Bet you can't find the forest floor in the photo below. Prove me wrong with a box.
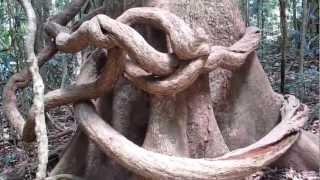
[0,52,319,179]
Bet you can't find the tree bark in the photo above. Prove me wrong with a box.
[275,130,320,171]
[20,0,48,178]
[32,0,51,53]
[257,0,261,28]
[292,0,297,31]
[298,0,308,98]
[279,0,288,93]
[5,0,320,179]
[245,0,250,26]
[213,52,283,149]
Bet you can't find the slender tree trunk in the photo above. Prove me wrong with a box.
[279,0,288,93]
[60,58,68,88]
[32,0,51,53]
[261,0,265,61]
[299,0,308,98]
[292,0,297,31]
[51,0,56,14]
[245,0,250,26]
[257,0,264,60]
[257,0,261,28]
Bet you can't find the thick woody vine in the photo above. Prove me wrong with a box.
[3,1,311,179]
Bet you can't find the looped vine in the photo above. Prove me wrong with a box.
[2,4,313,179]
[45,7,261,100]
[20,7,262,141]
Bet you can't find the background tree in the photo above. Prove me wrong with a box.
[298,0,308,98]
[279,0,288,93]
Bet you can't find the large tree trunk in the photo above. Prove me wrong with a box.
[213,52,282,149]
[49,1,317,178]
[50,1,238,179]
[5,0,319,179]
[141,0,237,159]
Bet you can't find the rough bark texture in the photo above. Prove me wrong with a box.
[20,0,48,179]
[275,130,320,171]
[139,0,233,162]
[74,92,309,180]
[279,0,288,93]
[50,130,89,176]
[143,95,189,156]
[184,74,229,158]
[3,0,320,179]
[213,52,283,149]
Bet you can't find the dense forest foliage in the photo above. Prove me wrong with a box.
[0,0,319,179]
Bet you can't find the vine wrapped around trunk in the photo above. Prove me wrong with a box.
[3,1,319,179]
